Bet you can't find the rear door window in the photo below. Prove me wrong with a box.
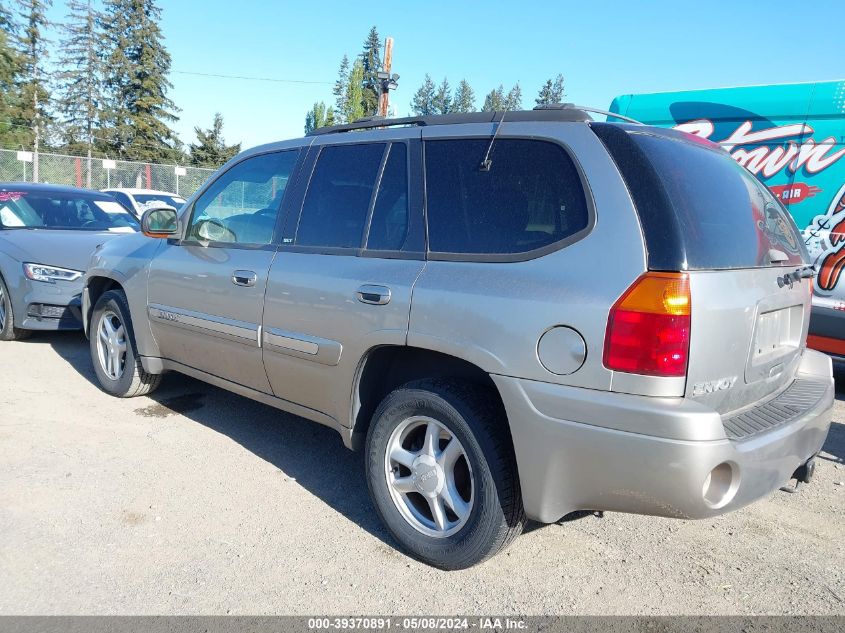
[366,143,409,251]
[424,138,590,256]
[630,133,807,269]
[296,143,386,249]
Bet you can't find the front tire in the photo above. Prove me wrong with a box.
[365,379,525,570]
[90,289,161,397]
[0,274,32,341]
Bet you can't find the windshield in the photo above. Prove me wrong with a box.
[133,194,185,209]
[0,190,140,231]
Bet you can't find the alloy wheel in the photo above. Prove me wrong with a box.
[384,415,474,538]
[96,310,127,381]
[0,284,6,331]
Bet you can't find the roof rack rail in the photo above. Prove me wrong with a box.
[307,106,593,136]
[533,103,644,125]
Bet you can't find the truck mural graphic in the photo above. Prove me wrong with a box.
[809,184,845,293]
[611,80,845,357]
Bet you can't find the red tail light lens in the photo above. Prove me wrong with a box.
[603,272,691,377]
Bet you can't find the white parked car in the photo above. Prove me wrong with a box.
[102,188,186,219]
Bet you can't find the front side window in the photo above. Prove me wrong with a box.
[187,150,299,245]
[295,143,386,249]
[424,138,590,256]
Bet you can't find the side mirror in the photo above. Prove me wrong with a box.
[141,206,179,238]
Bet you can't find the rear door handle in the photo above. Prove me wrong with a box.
[356,284,391,305]
[232,270,257,287]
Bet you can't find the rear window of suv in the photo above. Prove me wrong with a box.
[629,131,807,270]
[424,138,590,257]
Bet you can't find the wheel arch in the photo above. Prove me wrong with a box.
[84,274,126,336]
[350,345,508,451]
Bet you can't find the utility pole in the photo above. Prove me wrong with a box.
[377,37,399,118]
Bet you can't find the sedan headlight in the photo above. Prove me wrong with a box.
[23,263,83,283]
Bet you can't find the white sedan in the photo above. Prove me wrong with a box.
[102,188,186,219]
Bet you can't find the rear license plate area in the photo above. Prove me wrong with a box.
[746,304,804,383]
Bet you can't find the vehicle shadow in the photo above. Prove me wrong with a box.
[25,331,397,548]
[19,332,845,542]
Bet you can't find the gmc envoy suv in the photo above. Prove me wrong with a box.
[83,107,835,569]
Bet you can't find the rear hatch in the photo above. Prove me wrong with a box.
[594,124,812,415]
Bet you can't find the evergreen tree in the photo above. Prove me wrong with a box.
[304,101,327,135]
[100,0,179,162]
[56,0,104,175]
[11,0,53,174]
[504,83,523,111]
[481,85,506,112]
[410,74,436,116]
[452,79,475,113]
[360,26,380,116]
[536,73,565,105]
[344,59,365,122]
[325,106,335,127]
[332,54,349,124]
[0,2,22,146]
[189,112,240,167]
[432,77,451,115]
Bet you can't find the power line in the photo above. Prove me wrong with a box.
[172,69,332,85]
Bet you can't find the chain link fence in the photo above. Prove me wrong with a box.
[0,148,216,197]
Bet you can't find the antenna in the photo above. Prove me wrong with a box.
[479,111,506,172]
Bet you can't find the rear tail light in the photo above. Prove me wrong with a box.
[603,272,691,377]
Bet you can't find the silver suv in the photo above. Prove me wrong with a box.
[83,108,835,569]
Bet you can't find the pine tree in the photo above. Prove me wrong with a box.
[304,101,327,135]
[504,83,523,111]
[100,0,179,162]
[325,106,335,127]
[0,2,22,146]
[360,26,381,116]
[189,112,240,168]
[56,0,104,181]
[332,54,349,124]
[344,60,365,122]
[432,77,451,115]
[410,74,436,116]
[452,79,475,113]
[12,0,53,178]
[536,74,565,105]
[551,74,565,103]
[481,85,506,112]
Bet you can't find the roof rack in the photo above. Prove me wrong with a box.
[307,105,593,136]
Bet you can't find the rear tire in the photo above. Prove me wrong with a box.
[90,289,161,397]
[365,378,525,570]
[0,274,31,341]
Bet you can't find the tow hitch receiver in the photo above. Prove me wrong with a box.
[780,456,817,493]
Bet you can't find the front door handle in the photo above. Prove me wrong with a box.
[232,270,257,287]
[356,284,391,305]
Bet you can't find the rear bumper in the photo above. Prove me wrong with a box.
[493,350,834,523]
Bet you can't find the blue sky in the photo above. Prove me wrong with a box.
[48,0,845,150]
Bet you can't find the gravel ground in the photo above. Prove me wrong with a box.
[0,331,842,615]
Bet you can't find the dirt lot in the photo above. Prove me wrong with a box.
[0,332,842,615]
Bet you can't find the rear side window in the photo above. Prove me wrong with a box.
[296,143,385,248]
[424,139,589,256]
[630,133,806,269]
